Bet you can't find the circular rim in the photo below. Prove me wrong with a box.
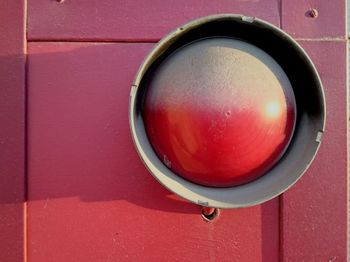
[129,14,326,208]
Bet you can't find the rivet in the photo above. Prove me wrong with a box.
[309,8,318,18]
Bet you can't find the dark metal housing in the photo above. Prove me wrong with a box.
[129,14,325,208]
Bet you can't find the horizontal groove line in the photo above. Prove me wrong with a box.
[294,38,347,41]
[28,38,347,43]
[27,39,160,43]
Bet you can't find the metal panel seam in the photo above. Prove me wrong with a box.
[24,1,28,262]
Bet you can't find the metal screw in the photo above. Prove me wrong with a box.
[309,8,318,18]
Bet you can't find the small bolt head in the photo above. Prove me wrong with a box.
[309,9,319,18]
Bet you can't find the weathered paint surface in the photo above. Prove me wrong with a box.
[281,41,348,262]
[27,0,280,41]
[143,38,296,187]
[27,43,279,261]
[281,1,348,260]
[0,1,26,262]
[0,0,343,261]
[282,0,346,39]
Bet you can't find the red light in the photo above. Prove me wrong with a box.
[143,38,296,187]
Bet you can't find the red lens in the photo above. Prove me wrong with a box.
[144,38,296,187]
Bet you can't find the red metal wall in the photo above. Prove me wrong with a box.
[0,1,347,261]
[0,1,26,262]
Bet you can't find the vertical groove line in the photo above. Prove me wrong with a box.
[24,0,28,261]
